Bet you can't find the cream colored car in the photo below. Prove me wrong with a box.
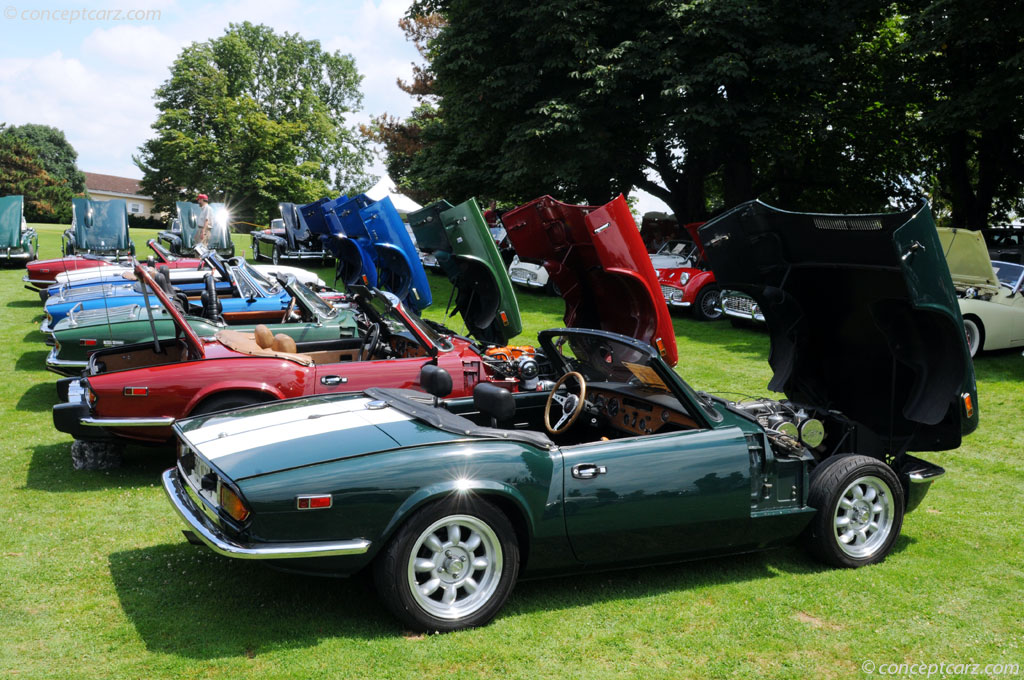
[939,227,1024,357]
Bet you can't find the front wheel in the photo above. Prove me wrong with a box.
[693,285,723,321]
[804,455,904,568]
[271,246,281,266]
[373,498,520,632]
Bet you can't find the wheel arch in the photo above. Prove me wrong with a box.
[375,481,535,569]
[185,384,283,417]
[961,312,985,351]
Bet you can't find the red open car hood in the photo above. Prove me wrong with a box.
[502,195,678,365]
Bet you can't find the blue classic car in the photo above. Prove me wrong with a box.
[0,195,37,264]
[252,200,333,264]
[162,199,978,632]
[41,249,294,333]
[62,198,134,258]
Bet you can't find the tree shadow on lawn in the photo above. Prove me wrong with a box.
[108,543,392,656]
[972,349,1024,382]
[23,328,47,342]
[16,382,59,411]
[15,349,49,371]
[24,442,173,493]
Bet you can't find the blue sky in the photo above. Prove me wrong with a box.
[0,0,668,213]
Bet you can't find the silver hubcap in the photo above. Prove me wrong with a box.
[964,321,979,356]
[833,475,894,558]
[408,514,502,620]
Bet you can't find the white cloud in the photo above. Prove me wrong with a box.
[81,24,183,75]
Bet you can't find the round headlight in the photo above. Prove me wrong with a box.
[678,272,690,285]
[800,418,826,448]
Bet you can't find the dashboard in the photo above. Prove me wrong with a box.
[588,387,699,435]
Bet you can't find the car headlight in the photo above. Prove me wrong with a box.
[678,272,690,285]
[672,290,684,301]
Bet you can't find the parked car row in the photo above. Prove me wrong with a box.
[10,192,980,633]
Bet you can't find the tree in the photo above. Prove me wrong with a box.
[0,129,74,222]
[4,123,87,195]
[402,0,923,220]
[901,0,1024,228]
[135,22,373,224]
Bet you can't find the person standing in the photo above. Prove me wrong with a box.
[197,194,213,246]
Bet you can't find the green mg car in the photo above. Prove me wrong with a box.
[163,200,978,632]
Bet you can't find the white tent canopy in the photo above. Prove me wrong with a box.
[365,175,422,216]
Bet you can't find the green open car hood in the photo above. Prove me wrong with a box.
[699,199,978,454]
[409,199,522,345]
[0,195,23,248]
[71,198,131,251]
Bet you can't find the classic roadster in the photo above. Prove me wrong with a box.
[161,199,977,632]
[653,223,724,321]
[62,197,134,258]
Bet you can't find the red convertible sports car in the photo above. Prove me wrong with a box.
[653,222,723,321]
[53,194,673,470]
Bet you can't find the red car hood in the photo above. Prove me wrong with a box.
[502,194,678,365]
[26,256,109,280]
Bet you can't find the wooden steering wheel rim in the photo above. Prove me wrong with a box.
[544,371,587,435]
[280,296,296,323]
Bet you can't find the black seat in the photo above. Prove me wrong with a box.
[420,363,453,405]
[473,382,514,428]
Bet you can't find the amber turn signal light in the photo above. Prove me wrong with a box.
[962,393,975,419]
[219,485,251,522]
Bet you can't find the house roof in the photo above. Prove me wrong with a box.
[83,172,151,198]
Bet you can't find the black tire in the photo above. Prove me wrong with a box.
[191,392,268,416]
[373,497,520,633]
[693,285,723,321]
[272,246,281,266]
[804,454,904,568]
[251,238,263,261]
[71,440,125,470]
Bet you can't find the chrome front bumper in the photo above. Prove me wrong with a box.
[510,275,545,288]
[45,348,86,376]
[721,293,766,322]
[162,468,371,559]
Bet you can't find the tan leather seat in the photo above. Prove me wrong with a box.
[272,333,297,353]
[254,325,274,349]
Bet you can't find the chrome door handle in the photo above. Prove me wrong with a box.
[320,375,347,386]
[571,463,607,480]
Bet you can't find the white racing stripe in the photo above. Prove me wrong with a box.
[193,402,413,461]
[187,397,373,446]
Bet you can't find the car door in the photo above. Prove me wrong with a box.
[313,354,428,394]
[561,426,751,565]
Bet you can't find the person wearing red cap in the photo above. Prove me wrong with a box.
[197,194,212,246]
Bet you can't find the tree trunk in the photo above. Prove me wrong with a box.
[946,130,974,228]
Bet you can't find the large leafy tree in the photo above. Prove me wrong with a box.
[135,22,373,223]
[402,0,922,220]
[4,123,87,195]
[0,129,75,223]
[901,0,1024,228]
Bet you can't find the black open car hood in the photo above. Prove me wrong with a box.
[698,200,978,454]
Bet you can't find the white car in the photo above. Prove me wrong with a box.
[53,261,325,289]
[508,254,552,292]
[649,240,698,270]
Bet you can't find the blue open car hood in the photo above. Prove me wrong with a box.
[321,194,431,312]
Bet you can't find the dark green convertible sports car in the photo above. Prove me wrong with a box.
[163,200,978,632]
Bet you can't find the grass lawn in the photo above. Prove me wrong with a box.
[1,224,1021,679]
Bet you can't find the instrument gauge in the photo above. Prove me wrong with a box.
[606,398,619,416]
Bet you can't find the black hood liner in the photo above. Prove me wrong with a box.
[698,200,975,454]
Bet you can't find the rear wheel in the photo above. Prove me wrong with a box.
[271,246,281,266]
[804,455,904,568]
[251,238,263,261]
[963,316,983,357]
[693,285,723,321]
[374,498,520,632]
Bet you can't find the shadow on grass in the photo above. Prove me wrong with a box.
[15,349,49,371]
[23,329,47,343]
[7,298,43,308]
[15,382,58,412]
[109,543,391,657]
[671,316,770,361]
[24,442,173,493]
[972,349,1024,382]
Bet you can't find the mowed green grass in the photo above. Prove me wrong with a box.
[0,224,1021,679]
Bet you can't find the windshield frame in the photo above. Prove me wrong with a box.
[282,275,337,320]
[992,261,1024,293]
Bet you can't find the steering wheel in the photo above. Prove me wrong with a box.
[361,322,380,361]
[544,371,587,435]
[280,296,296,323]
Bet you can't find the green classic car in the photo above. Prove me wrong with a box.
[162,199,977,632]
[46,271,356,375]
[0,195,37,263]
